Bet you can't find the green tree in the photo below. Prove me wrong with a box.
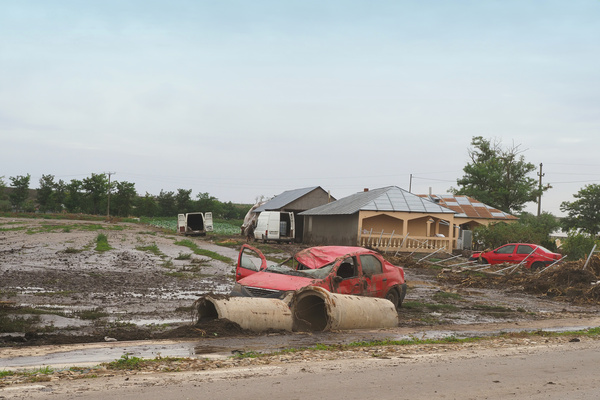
[9,174,31,212]
[453,136,543,213]
[135,192,158,217]
[64,179,83,213]
[0,176,9,211]
[37,174,58,213]
[560,184,600,236]
[472,212,560,250]
[517,211,561,250]
[175,189,193,213]
[196,192,222,217]
[82,173,108,214]
[157,190,176,217]
[112,181,137,217]
[54,179,67,212]
[560,231,599,261]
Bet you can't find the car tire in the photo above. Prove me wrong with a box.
[531,261,544,271]
[385,288,400,309]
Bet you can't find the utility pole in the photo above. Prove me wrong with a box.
[537,163,544,216]
[106,172,116,220]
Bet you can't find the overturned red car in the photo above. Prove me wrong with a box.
[469,243,561,270]
[231,245,407,308]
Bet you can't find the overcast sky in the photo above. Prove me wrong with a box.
[1,0,599,216]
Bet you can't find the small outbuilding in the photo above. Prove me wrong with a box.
[254,186,334,242]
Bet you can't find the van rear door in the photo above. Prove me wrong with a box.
[177,214,186,234]
[204,212,213,232]
[267,212,281,240]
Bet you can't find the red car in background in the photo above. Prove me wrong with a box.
[469,243,561,270]
[231,245,407,308]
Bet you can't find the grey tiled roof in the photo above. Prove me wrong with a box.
[254,186,321,212]
[300,186,455,215]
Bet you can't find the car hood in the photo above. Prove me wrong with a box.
[238,271,320,291]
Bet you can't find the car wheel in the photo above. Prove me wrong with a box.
[385,289,399,309]
[531,261,544,271]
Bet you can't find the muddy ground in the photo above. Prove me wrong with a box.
[1,216,600,349]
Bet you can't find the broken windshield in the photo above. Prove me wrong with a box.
[265,261,334,279]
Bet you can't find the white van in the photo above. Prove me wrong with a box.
[177,212,213,236]
[254,211,295,243]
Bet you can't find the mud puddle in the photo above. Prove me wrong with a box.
[5,316,600,370]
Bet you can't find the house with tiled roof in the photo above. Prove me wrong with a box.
[418,194,518,230]
[300,186,457,253]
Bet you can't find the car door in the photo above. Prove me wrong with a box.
[491,244,516,264]
[514,244,536,265]
[359,254,385,298]
[331,257,363,295]
[235,244,267,281]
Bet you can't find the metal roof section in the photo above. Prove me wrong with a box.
[254,186,321,212]
[419,194,518,220]
[300,186,456,216]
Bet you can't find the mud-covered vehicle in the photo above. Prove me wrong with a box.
[231,245,407,308]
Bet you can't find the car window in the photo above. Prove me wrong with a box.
[360,255,383,276]
[336,257,357,279]
[239,248,263,271]
[300,263,335,279]
[496,245,515,254]
[516,245,534,255]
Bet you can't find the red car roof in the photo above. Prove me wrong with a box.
[295,246,376,269]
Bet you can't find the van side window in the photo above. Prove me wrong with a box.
[360,255,383,276]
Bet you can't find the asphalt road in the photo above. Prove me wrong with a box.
[5,339,600,400]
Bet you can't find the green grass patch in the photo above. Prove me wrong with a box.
[0,314,42,333]
[135,243,166,257]
[175,252,192,260]
[105,353,184,371]
[0,226,27,232]
[33,290,76,297]
[77,309,109,320]
[106,353,143,370]
[0,289,17,298]
[95,233,112,252]
[0,370,15,378]
[433,291,463,302]
[175,239,232,263]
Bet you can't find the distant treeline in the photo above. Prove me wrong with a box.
[0,173,251,219]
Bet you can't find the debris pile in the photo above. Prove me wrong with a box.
[438,254,600,304]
